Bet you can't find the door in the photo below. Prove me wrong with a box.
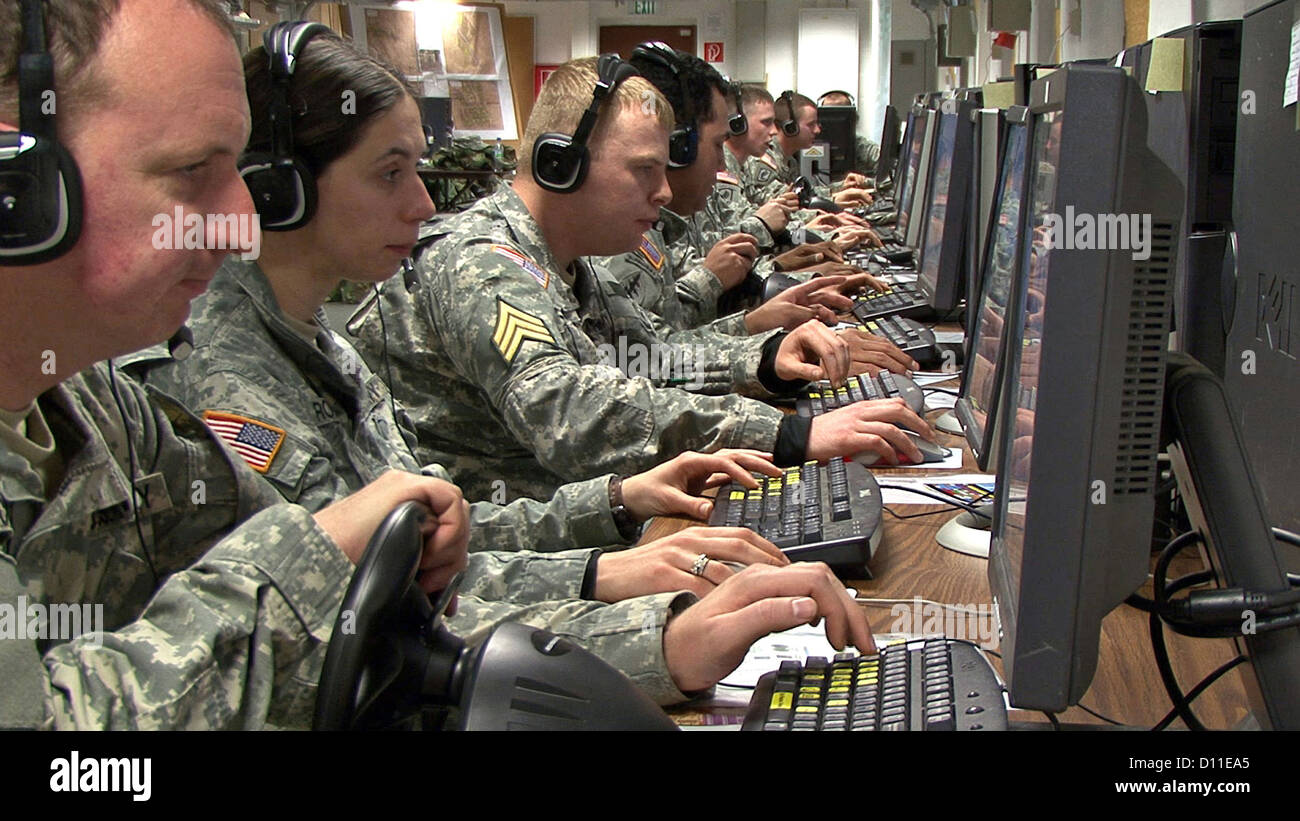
[598,25,696,58]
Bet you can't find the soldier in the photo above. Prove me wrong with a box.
[349,56,934,505]
[741,90,875,210]
[124,29,816,705]
[598,49,907,376]
[817,90,881,177]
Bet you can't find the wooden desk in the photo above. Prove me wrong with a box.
[645,379,1251,729]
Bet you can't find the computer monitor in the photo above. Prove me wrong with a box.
[891,107,919,201]
[915,99,974,312]
[1136,21,1242,380]
[965,108,1005,323]
[954,107,1031,472]
[1223,0,1300,545]
[987,63,1183,712]
[875,104,902,184]
[817,104,857,177]
[896,108,938,249]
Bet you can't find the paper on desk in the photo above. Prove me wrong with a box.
[932,331,964,345]
[879,473,996,506]
[910,371,960,386]
[882,272,918,284]
[923,391,958,410]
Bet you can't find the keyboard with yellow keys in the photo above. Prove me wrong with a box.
[742,639,1008,731]
[707,458,882,577]
[850,280,931,321]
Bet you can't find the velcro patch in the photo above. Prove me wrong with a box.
[715,170,740,185]
[492,299,556,363]
[492,244,549,289]
[758,153,779,170]
[202,411,286,473]
[638,235,665,270]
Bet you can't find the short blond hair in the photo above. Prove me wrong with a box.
[519,56,673,176]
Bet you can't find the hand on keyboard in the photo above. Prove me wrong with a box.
[662,562,875,694]
[621,448,782,522]
[805,398,934,465]
[592,526,788,603]
[839,326,919,374]
[745,277,846,333]
[775,319,853,386]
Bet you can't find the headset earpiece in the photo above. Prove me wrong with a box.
[238,21,331,231]
[778,90,800,137]
[532,54,638,194]
[630,42,698,168]
[0,0,84,265]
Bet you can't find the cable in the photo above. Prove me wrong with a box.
[876,483,992,518]
[106,361,160,586]
[1151,654,1247,732]
[884,505,961,521]
[374,283,400,428]
[1076,701,1124,726]
[922,386,959,396]
[1041,710,1061,730]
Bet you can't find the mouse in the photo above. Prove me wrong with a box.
[853,430,951,466]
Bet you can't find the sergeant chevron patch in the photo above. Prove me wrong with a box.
[492,299,556,363]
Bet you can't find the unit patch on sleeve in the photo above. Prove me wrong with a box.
[201,411,287,473]
[491,244,550,288]
[715,170,740,185]
[492,298,557,363]
[638,235,665,270]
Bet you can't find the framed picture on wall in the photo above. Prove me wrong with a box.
[348,2,519,140]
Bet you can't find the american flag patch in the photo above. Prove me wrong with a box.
[492,244,549,288]
[638,236,664,270]
[716,170,740,185]
[202,411,286,473]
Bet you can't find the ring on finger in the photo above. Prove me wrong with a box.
[690,553,711,577]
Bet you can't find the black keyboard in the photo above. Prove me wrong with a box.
[708,458,882,577]
[856,315,938,364]
[796,371,924,417]
[742,639,1008,731]
[851,280,931,321]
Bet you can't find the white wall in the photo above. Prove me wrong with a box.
[1057,0,1124,63]
[1148,0,1194,40]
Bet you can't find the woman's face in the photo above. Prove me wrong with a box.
[306,94,435,282]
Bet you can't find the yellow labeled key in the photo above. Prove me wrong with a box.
[769,692,793,710]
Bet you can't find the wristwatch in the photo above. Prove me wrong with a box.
[607,475,641,541]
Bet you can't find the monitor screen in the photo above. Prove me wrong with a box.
[876,104,902,182]
[894,108,935,243]
[955,113,1030,470]
[916,102,974,311]
[986,64,1183,712]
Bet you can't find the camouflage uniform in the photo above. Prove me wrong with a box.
[597,207,749,338]
[0,363,353,729]
[695,146,780,250]
[121,259,701,706]
[350,186,798,503]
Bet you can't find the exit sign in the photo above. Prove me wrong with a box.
[632,1,656,14]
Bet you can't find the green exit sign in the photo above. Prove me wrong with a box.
[632,0,657,14]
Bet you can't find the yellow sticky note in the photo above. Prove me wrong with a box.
[981,80,1016,110]
[1145,37,1185,93]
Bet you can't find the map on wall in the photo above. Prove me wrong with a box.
[448,80,504,131]
[363,7,419,76]
[442,10,496,76]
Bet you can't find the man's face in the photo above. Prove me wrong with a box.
[792,103,821,151]
[665,87,730,216]
[579,105,672,256]
[57,0,254,359]
[305,95,434,282]
[736,99,776,158]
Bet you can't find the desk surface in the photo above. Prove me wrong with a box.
[644,376,1251,730]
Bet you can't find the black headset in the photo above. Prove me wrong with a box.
[725,80,747,137]
[0,0,84,266]
[531,53,639,194]
[238,21,332,231]
[818,89,856,107]
[629,42,698,169]
[777,90,800,137]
